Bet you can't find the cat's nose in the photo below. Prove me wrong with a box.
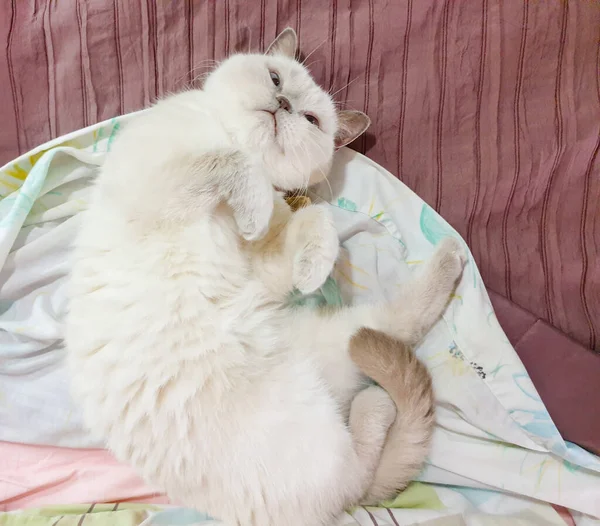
[276,95,292,113]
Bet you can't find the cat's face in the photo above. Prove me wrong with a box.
[203,29,370,192]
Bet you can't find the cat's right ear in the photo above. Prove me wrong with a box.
[266,28,297,58]
[335,110,371,149]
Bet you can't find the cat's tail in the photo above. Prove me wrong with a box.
[348,327,435,505]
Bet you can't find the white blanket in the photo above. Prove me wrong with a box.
[0,115,599,524]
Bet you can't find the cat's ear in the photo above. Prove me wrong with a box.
[266,28,298,58]
[335,111,371,149]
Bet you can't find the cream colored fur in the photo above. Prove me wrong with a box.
[349,329,435,504]
[65,29,465,526]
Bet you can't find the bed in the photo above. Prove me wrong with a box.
[1,0,599,523]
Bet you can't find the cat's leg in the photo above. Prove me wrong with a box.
[298,236,466,349]
[293,240,463,507]
[308,237,465,343]
[253,202,339,298]
[293,236,466,399]
[368,236,466,345]
[192,150,275,241]
[285,204,339,294]
[344,385,397,502]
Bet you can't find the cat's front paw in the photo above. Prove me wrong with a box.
[234,201,273,241]
[292,207,339,294]
[232,175,275,242]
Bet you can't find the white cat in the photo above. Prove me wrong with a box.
[66,29,465,526]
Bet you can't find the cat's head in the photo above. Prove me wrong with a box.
[203,28,370,192]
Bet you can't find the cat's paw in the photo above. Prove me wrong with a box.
[235,205,273,241]
[429,237,467,287]
[292,207,339,294]
[232,176,275,242]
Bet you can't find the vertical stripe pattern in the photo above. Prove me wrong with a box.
[359,0,374,154]
[0,0,599,352]
[42,0,56,138]
[539,2,569,324]
[6,0,22,153]
[435,0,450,211]
[113,0,124,116]
[466,0,488,248]
[396,0,412,179]
[502,1,529,300]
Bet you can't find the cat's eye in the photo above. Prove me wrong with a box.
[269,71,281,87]
[305,113,319,127]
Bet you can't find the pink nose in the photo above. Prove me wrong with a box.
[277,95,292,113]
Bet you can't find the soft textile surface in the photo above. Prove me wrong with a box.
[0,1,599,358]
[0,444,596,526]
[0,504,154,526]
[0,442,167,511]
[1,117,600,523]
[0,498,593,526]
[489,291,600,456]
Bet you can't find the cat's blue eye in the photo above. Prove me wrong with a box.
[269,71,281,87]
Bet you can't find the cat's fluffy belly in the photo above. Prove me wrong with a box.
[68,198,369,525]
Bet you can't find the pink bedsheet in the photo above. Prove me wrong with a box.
[0,441,579,523]
[0,441,168,512]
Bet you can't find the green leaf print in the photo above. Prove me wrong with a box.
[337,197,358,212]
[419,203,457,246]
[287,276,343,309]
[420,203,478,288]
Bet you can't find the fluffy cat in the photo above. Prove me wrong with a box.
[66,28,465,526]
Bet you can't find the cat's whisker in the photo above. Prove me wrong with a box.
[191,73,212,86]
[303,59,323,71]
[182,61,219,77]
[289,143,305,178]
[300,38,328,67]
[329,75,362,99]
[297,141,315,198]
[307,136,335,202]
[322,173,334,203]
[176,71,216,91]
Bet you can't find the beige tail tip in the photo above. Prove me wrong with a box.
[349,328,411,378]
[349,328,434,414]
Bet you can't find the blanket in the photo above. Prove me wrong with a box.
[0,497,594,526]
[0,115,599,523]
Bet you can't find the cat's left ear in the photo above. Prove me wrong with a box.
[266,28,297,58]
[335,111,371,149]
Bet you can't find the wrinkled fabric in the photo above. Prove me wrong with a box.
[1,118,600,522]
[0,1,598,355]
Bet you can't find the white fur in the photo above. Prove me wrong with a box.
[66,30,464,526]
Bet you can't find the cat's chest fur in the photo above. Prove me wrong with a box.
[66,210,343,501]
[67,199,322,439]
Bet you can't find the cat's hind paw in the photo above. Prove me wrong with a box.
[429,237,467,287]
